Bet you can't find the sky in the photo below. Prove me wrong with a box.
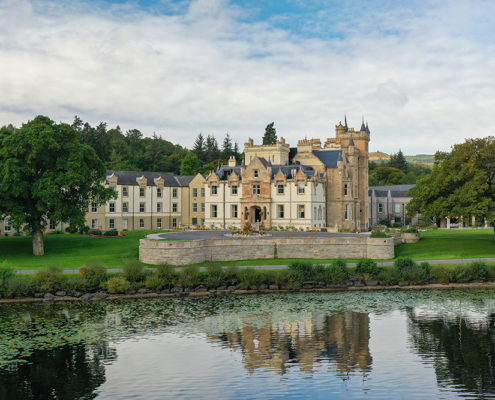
[1,0,495,155]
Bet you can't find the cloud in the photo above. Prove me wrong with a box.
[1,0,495,155]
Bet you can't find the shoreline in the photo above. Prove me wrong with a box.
[2,281,495,304]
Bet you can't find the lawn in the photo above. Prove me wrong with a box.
[395,228,495,260]
[0,230,176,270]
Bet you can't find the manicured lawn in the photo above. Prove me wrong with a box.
[395,228,495,260]
[0,230,177,270]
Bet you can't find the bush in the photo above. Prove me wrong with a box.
[394,257,417,274]
[356,259,380,277]
[205,264,225,289]
[104,229,119,237]
[91,229,103,236]
[49,230,64,235]
[238,267,265,290]
[5,277,33,298]
[263,270,278,285]
[79,225,91,235]
[401,227,418,233]
[288,260,314,280]
[65,226,78,234]
[122,260,145,283]
[456,261,490,283]
[274,269,303,289]
[0,264,15,295]
[63,276,89,292]
[402,266,429,284]
[156,262,177,286]
[224,266,240,285]
[378,267,399,284]
[378,219,391,228]
[33,266,64,292]
[80,261,108,288]
[313,264,326,282]
[392,222,403,228]
[179,266,200,288]
[105,276,131,294]
[370,230,391,238]
[144,276,167,290]
[326,259,348,284]
[419,261,432,277]
[430,266,452,283]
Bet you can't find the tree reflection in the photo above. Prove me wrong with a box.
[0,341,115,400]
[409,312,495,396]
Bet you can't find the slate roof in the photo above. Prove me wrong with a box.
[176,176,196,186]
[106,170,193,187]
[214,163,316,180]
[369,184,415,198]
[312,150,344,168]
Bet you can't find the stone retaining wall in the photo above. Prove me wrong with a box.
[393,232,421,245]
[140,237,395,266]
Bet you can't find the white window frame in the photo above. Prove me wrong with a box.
[140,203,145,213]
[231,204,238,218]
[109,202,115,213]
[277,184,284,195]
[157,203,162,212]
[91,202,98,213]
[123,187,129,197]
[193,188,198,198]
[201,188,205,197]
[395,204,401,213]
[91,219,98,229]
[173,203,178,213]
[193,203,198,213]
[123,202,128,213]
[211,186,218,195]
[378,204,383,213]
[173,218,178,228]
[123,219,128,230]
[298,205,305,219]
[278,205,284,219]
[173,188,178,198]
[157,218,162,229]
[345,205,349,220]
[344,184,348,196]
[298,183,305,194]
[201,203,205,213]
[140,187,145,197]
[252,184,260,195]
[157,188,162,198]
[211,205,218,218]
[231,185,238,195]
[254,170,259,178]
[109,219,115,229]
[140,218,145,228]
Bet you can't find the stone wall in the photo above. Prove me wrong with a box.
[393,232,421,245]
[140,237,395,266]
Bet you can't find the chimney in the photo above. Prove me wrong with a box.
[228,156,236,167]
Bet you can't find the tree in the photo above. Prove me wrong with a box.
[390,149,409,173]
[193,133,206,164]
[221,133,233,160]
[262,122,277,145]
[180,153,200,175]
[0,116,116,255]
[406,137,495,232]
[369,167,405,186]
[205,134,220,164]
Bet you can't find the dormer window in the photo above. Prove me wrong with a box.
[254,170,259,178]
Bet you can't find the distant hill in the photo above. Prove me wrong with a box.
[369,151,391,161]
[404,154,435,165]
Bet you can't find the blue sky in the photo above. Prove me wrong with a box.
[1,0,495,154]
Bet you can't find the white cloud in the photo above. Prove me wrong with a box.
[1,0,495,155]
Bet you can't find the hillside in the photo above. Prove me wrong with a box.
[404,154,435,165]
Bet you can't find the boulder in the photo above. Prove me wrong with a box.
[43,293,55,301]
[217,286,227,291]
[208,289,217,293]
[55,291,67,297]
[354,282,365,287]
[303,284,315,289]
[137,288,147,295]
[195,287,208,292]
[398,282,409,287]
[365,280,379,286]
[268,285,279,290]
[346,280,354,286]
[93,292,107,299]
[227,286,238,291]
[160,289,170,294]
[171,286,183,293]
[125,290,137,295]
[34,293,44,298]
[81,293,93,301]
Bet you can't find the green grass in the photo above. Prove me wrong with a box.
[395,228,495,260]
[0,230,178,270]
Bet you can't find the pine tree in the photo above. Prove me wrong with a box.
[193,133,206,164]
[233,142,241,164]
[390,149,409,173]
[221,133,233,160]
[205,134,220,164]
[262,122,277,145]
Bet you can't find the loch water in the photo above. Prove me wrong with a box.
[1,290,495,399]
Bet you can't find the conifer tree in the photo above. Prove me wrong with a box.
[221,133,233,160]
[205,134,220,164]
[262,122,277,145]
[390,149,409,173]
[193,133,206,164]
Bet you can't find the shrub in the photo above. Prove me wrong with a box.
[274,269,303,288]
[288,260,314,280]
[63,276,89,292]
[224,266,240,285]
[263,270,278,285]
[378,219,391,228]
[65,226,78,234]
[156,262,177,286]
[49,230,64,235]
[402,266,429,284]
[79,225,91,235]
[326,259,348,284]
[33,266,64,292]
[418,261,432,277]
[378,267,399,284]
[394,257,417,274]
[105,276,131,294]
[80,261,108,288]
[104,229,119,237]
[356,259,380,277]
[0,264,15,295]
[330,258,348,274]
[370,231,391,238]
[5,277,33,298]
[401,227,418,233]
[456,261,490,283]
[238,267,265,290]
[392,222,403,228]
[123,260,145,283]
[430,266,452,283]
[91,229,103,236]
[144,276,167,290]
[205,263,225,288]
[179,266,200,288]
[313,264,327,282]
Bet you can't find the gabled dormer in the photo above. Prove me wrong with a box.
[137,175,147,187]
[227,171,240,187]
[107,173,118,187]
[294,169,308,186]
[274,169,287,186]
[154,175,164,188]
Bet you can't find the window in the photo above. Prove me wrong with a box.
[314,207,317,218]
[298,205,305,219]
[173,218,178,228]
[395,204,401,213]
[50,220,56,231]
[318,206,322,220]
[157,218,162,229]
[193,188,198,198]
[173,203,178,212]
[91,219,98,229]
[273,155,275,162]
[123,219,128,229]
[123,202,128,213]
[109,202,115,213]
[344,184,348,196]
[140,187,145,197]
[201,218,205,225]
[277,184,284,195]
[201,203,205,213]
[193,203,198,213]
[211,186,218,195]
[91,202,98,213]
[140,218,145,228]
[173,188,178,198]
[252,185,260,195]
[201,188,205,197]
[278,205,284,218]
[314,186,317,195]
[157,188,162,198]
[123,187,128,197]
[157,203,162,212]
[211,205,218,218]
[378,204,383,213]
[140,203,145,213]
[109,219,115,229]
[231,185,238,195]
[345,205,349,220]
[254,170,259,178]
[298,183,305,194]
[231,204,238,218]
[192,218,198,225]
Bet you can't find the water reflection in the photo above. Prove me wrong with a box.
[408,311,495,397]
[208,312,372,377]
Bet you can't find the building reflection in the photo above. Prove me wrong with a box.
[207,311,372,376]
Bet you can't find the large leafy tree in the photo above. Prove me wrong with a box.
[262,122,277,145]
[0,116,116,255]
[406,137,495,230]
[180,153,200,175]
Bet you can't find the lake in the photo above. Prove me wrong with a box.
[1,290,495,399]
